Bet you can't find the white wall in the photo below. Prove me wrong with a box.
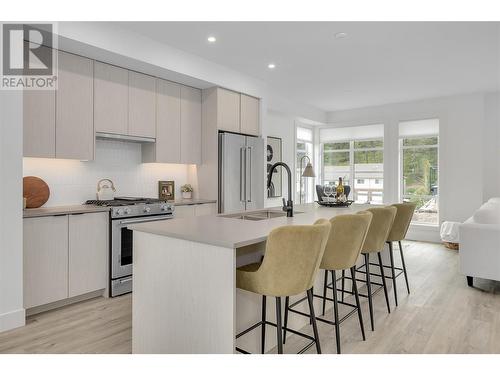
[263,110,298,208]
[23,140,192,206]
[326,92,497,242]
[484,92,500,200]
[0,91,25,332]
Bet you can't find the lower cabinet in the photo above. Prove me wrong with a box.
[68,212,108,297]
[23,212,108,310]
[174,203,217,218]
[23,215,69,309]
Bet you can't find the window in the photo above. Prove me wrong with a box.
[296,127,314,203]
[320,124,384,204]
[399,119,439,225]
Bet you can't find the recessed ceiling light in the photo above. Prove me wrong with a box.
[334,32,348,39]
[207,36,216,43]
[268,63,276,69]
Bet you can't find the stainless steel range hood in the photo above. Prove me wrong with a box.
[96,132,155,143]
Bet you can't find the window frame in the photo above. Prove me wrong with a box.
[296,126,315,204]
[321,137,384,204]
[399,132,440,226]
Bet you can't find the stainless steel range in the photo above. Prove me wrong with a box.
[85,197,174,297]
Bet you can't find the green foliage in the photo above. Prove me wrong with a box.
[402,144,438,196]
[354,150,383,164]
[323,151,349,166]
[354,140,384,149]
[324,142,349,151]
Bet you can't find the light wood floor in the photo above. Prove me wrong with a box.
[1,241,500,354]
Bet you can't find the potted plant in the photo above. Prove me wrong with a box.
[181,184,193,199]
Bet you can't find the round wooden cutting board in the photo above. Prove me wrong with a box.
[23,176,50,208]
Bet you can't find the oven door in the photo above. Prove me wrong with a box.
[111,214,173,279]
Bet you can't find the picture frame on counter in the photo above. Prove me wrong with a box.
[158,181,175,201]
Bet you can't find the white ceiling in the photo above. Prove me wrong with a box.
[116,22,500,112]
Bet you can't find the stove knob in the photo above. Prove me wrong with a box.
[160,205,168,211]
[116,208,124,216]
[144,207,151,213]
[124,207,131,215]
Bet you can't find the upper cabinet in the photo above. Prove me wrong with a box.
[240,94,260,136]
[56,51,94,160]
[23,49,94,160]
[128,71,156,138]
[94,61,128,135]
[180,86,202,164]
[212,88,260,136]
[217,88,240,133]
[94,62,156,139]
[142,80,201,164]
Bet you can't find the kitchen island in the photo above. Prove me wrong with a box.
[129,203,372,354]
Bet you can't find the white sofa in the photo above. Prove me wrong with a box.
[459,197,500,287]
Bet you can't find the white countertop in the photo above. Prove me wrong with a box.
[129,203,372,248]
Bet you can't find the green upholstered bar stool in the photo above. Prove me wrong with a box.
[357,206,397,331]
[235,219,331,354]
[283,211,373,354]
[385,203,417,306]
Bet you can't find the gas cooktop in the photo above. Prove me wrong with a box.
[85,197,166,207]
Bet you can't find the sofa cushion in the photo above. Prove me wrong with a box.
[473,203,500,225]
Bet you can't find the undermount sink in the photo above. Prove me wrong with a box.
[220,209,303,221]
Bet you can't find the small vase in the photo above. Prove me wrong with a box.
[182,191,192,199]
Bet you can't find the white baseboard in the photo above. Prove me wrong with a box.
[406,224,441,243]
[0,308,25,333]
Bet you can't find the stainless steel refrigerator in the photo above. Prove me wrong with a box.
[218,132,264,213]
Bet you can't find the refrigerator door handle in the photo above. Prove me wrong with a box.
[247,146,252,202]
[240,147,245,203]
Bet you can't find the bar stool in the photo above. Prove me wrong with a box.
[355,206,397,331]
[235,219,331,354]
[385,203,416,306]
[283,211,373,354]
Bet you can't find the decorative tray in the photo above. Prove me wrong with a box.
[316,200,354,207]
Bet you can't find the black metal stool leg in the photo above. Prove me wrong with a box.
[399,241,410,293]
[377,252,391,313]
[351,266,365,341]
[261,295,267,353]
[364,253,375,331]
[275,297,283,354]
[341,270,345,302]
[283,296,289,345]
[388,241,398,306]
[306,288,322,354]
[322,269,328,316]
[331,270,341,354]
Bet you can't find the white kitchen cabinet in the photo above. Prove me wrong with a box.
[23,215,69,309]
[23,43,56,158]
[217,88,241,133]
[128,71,156,138]
[180,85,202,164]
[23,89,56,158]
[194,203,217,216]
[174,205,196,218]
[68,212,108,297]
[240,94,260,136]
[143,79,181,163]
[56,51,94,160]
[94,61,128,135]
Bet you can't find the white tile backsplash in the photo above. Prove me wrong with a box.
[23,139,192,206]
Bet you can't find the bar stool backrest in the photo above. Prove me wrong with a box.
[257,219,331,297]
[387,203,417,242]
[361,206,397,253]
[320,211,373,271]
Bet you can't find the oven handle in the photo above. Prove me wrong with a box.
[119,215,173,226]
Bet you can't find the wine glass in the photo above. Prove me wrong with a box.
[323,185,333,202]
